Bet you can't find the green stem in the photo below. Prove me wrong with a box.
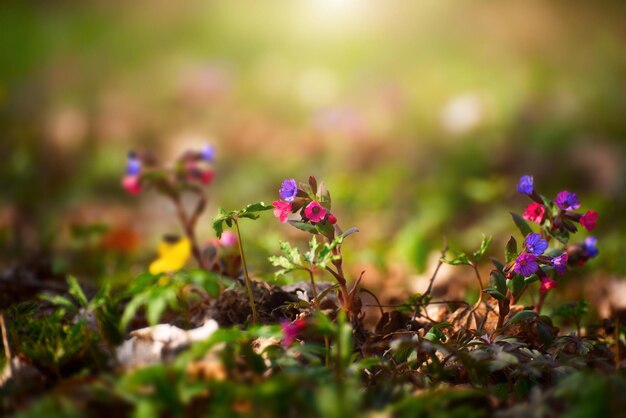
[307,269,319,309]
[233,218,258,324]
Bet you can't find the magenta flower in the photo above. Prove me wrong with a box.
[552,252,568,275]
[304,201,327,223]
[279,179,298,202]
[513,253,538,277]
[219,231,237,247]
[522,202,545,224]
[539,277,558,293]
[122,175,142,196]
[273,200,292,223]
[524,233,548,255]
[327,214,337,225]
[280,319,306,347]
[517,175,534,195]
[554,190,580,211]
[579,210,598,231]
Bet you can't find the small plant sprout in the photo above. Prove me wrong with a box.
[270,176,361,321]
[213,202,274,323]
[121,145,217,270]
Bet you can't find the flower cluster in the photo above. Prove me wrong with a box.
[506,175,600,294]
[272,177,337,230]
[121,144,216,196]
[122,152,143,195]
[505,233,567,293]
[518,175,598,233]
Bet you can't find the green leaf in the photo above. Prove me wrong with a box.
[213,219,225,239]
[507,273,525,298]
[505,310,537,326]
[288,221,319,234]
[472,234,493,260]
[484,287,507,301]
[146,295,167,326]
[241,202,273,214]
[511,212,533,237]
[505,236,518,263]
[443,252,470,266]
[67,276,88,308]
[490,270,508,295]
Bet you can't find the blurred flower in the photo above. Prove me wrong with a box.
[524,233,548,255]
[513,253,538,277]
[522,202,545,224]
[279,179,298,202]
[554,191,580,211]
[273,201,292,223]
[126,152,142,175]
[584,236,599,258]
[100,227,140,253]
[149,236,191,275]
[199,169,214,185]
[201,144,215,163]
[122,175,142,196]
[517,175,534,195]
[304,201,327,223]
[552,252,568,275]
[219,231,238,247]
[579,210,598,231]
[539,277,558,293]
[327,214,337,224]
[280,319,306,347]
[440,93,484,135]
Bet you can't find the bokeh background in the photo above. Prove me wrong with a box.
[1,0,625,310]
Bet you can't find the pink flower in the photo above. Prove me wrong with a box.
[579,210,598,231]
[122,175,142,195]
[281,319,306,347]
[539,277,558,293]
[273,200,292,223]
[522,202,545,224]
[219,231,237,247]
[304,201,327,223]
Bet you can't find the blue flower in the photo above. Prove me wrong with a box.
[524,233,548,255]
[126,152,142,176]
[279,178,298,202]
[517,175,533,195]
[584,236,598,258]
[201,145,215,163]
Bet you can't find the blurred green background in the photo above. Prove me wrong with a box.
[1,0,625,295]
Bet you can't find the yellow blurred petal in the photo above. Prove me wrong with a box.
[150,237,192,274]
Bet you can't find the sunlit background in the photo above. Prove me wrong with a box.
[1,0,626,309]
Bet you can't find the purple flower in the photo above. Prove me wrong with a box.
[513,253,538,277]
[279,178,298,202]
[524,233,548,255]
[584,236,598,258]
[554,190,580,211]
[552,252,568,275]
[517,175,534,195]
[126,152,142,175]
[201,145,215,162]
